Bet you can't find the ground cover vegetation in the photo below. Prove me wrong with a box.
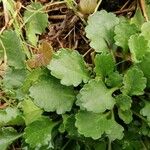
[0,0,150,149]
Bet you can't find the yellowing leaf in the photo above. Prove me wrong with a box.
[27,41,53,68]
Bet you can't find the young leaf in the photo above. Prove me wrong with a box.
[24,117,56,148]
[29,76,75,114]
[128,34,149,63]
[114,21,138,52]
[94,53,115,78]
[24,2,48,46]
[85,10,119,52]
[121,67,147,96]
[75,111,107,139]
[138,52,150,87]
[0,30,25,69]
[115,94,132,111]
[0,127,22,150]
[76,79,116,113]
[47,48,90,86]
[21,99,43,125]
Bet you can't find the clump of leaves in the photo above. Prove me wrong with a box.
[0,1,150,150]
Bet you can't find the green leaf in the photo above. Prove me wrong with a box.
[141,21,150,47]
[47,49,90,86]
[76,79,116,113]
[141,21,150,40]
[24,2,48,46]
[22,68,45,93]
[131,5,150,28]
[94,53,115,78]
[128,34,149,63]
[105,119,124,141]
[114,21,138,52]
[118,109,133,124]
[77,79,116,113]
[105,72,123,88]
[75,111,124,140]
[61,114,79,137]
[75,111,107,139]
[0,30,25,68]
[115,94,132,111]
[138,52,150,87]
[29,76,75,114]
[24,117,56,148]
[121,67,147,96]
[21,99,43,125]
[0,107,23,126]
[85,10,119,52]
[140,101,150,126]
[0,127,22,150]
[3,68,27,90]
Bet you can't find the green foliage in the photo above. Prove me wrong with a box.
[29,75,76,114]
[24,2,48,46]
[114,21,138,52]
[0,107,24,126]
[1,6,150,150]
[121,67,147,96]
[138,52,150,87]
[140,101,150,126]
[21,99,43,125]
[0,30,25,69]
[128,34,149,63]
[76,79,116,113]
[94,53,115,78]
[24,117,57,148]
[85,10,119,52]
[0,127,22,150]
[47,48,90,86]
[75,111,124,140]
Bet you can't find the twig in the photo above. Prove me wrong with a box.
[139,0,149,21]
[94,0,103,13]
[114,7,135,14]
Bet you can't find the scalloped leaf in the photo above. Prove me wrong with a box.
[76,79,116,113]
[121,67,147,96]
[47,48,90,86]
[29,76,76,114]
[128,34,149,63]
[75,111,124,140]
[85,10,119,52]
[24,2,48,46]
[114,21,138,52]
[24,117,56,148]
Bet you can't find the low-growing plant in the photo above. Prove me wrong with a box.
[0,1,150,150]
